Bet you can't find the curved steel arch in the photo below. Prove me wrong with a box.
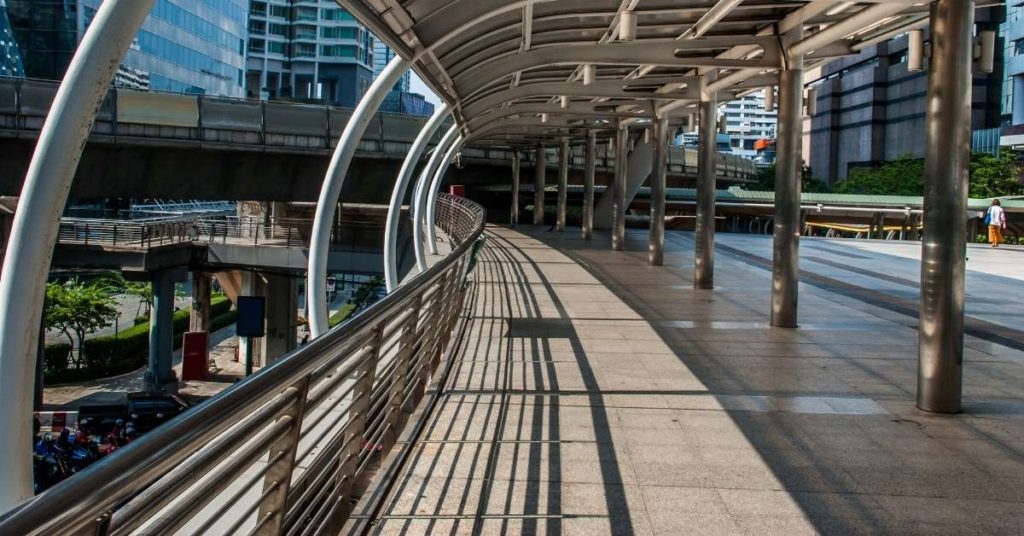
[461,79,699,118]
[451,37,781,97]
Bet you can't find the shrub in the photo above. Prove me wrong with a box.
[44,294,236,384]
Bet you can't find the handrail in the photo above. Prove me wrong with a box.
[0,194,486,535]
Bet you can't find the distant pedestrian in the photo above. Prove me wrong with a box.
[986,199,1007,247]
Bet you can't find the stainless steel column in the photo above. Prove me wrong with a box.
[612,124,628,250]
[918,0,973,414]
[511,151,520,225]
[694,95,718,288]
[534,144,546,225]
[771,27,804,328]
[649,117,668,266]
[557,137,570,231]
[582,130,596,239]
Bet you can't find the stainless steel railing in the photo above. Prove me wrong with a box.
[56,216,383,250]
[0,194,486,535]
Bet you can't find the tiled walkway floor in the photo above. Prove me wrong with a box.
[369,226,1024,535]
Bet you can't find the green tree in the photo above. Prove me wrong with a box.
[754,163,828,193]
[44,279,120,367]
[833,155,924,196]
[832,151,1024,197]
[969,151,1024,198]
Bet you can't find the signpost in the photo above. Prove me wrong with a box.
[236,296,265,377]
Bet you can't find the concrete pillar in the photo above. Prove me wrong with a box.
[238,271,266,367]
[534,144,546,225]
[263,274,298,363]
[695,96,718,288]
[145,269,178,392]
[771,27,805,328]
[650,117,668,266]
[582,131,596,240]
[918,0,973,414]
[511,151,520,225]
[190,272,211,333]
[557,138,570,231]
[612,124,629,250]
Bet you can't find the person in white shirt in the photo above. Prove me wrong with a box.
[986,199,1007,247]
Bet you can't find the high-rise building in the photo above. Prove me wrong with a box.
[246,0,374,106]
[1002,3,1024,146]
[806,6,1005,184]
[371,36,409,92]
[0,0,24,78]
[720,91,777,160]
[6,0,247,97]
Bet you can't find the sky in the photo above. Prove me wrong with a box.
[410,72,442,107]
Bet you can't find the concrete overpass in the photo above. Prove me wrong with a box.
[0,78,757,202]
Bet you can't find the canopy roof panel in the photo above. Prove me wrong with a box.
[341,0,1000,145]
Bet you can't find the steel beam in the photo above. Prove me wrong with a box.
[582,130,596,240]
[771,28,805,328]
[309,55,411,337]
[649,117,669,266]
[385,104,450,292]
[0,0,155,511]
[612,124,628,251]
[694,96,718,288]
[427,136,464,255]
[557,138,569,231]
[534,144,546,225]
[918,0,973,414]
[413,125,459,272]
[511,151,520,225]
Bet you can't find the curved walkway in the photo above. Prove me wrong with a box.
[365,225,1024,535]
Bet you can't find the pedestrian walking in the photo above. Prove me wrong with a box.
[986,199,1008,247]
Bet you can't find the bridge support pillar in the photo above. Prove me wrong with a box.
[557,138,569,231]
[238,271,265,367]
[695,94,718,288]
[612,123,628,250]
[771,27,805,328]
[511,151,520,225]
[649,117,668,266]
[582,130,596,240]
[190,272,211,334]
[534,144,546,226]
[918,0,973,414]
[263,274,298,364]
[146,268,185,392]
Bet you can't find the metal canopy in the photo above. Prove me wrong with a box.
[341,0,991,145]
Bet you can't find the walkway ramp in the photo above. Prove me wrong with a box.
[361,225,1024,535]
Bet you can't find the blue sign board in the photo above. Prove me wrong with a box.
[236,296,265,338]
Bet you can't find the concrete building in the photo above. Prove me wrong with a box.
[7,0,247,97]
[720,90,777,161]
[245,0,374,106]
[807,6,1005,183]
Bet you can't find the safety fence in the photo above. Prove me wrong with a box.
[56,216,383,251]
[0,194,486,535]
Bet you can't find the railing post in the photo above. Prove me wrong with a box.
[385,295,421,455]
[329,327,381,531]
[254,377,310,535]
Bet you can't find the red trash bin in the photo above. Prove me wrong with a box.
[449,184,465,197]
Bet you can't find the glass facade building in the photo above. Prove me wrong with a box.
[1004,3,1024,126]
[246,0,374,106]
[0,0,24,78]
[6,0,247,97]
